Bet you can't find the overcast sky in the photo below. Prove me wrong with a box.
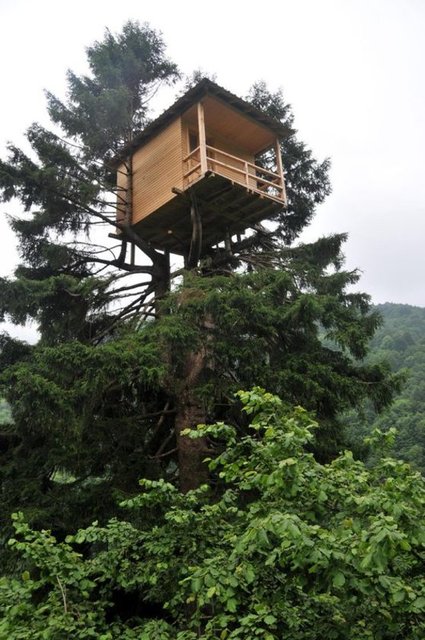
[0,0,424,340]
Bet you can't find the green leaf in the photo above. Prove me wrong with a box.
[226,598,237,612]
[412,596,425,611]
[392,590,405,603]
[332,571,346,588]
[207,586,216,598]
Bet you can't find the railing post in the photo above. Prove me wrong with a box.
[245,161,249,186]
[197,101,208,175]
[274,137,286,204]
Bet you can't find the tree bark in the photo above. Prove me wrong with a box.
[174,350,209,493]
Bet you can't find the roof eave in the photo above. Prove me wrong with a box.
[111,78,292,167]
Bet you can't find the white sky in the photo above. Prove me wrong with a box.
[0,0,424,342]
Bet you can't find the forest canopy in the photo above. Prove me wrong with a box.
[344,303,425,473]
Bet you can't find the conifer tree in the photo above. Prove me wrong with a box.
[0,22,399,542]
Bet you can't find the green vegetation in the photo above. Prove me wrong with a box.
[1,389,424,639]
[0,22,413,637]
[0,399,11,425]
[0,21,398,543]
[344,303,425,472]
[0,263,400,544]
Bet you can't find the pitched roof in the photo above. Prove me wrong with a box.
[113,78,291,164]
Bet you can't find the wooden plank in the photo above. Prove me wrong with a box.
[275,137,287,206]
[116,162,127,224]
[183,163,202,179]
[183,146,200,163]
[130,160,285,255]
[131,118,183,224]
[207,145,279,180]
[202,95,275,154]
[197,101,208,174]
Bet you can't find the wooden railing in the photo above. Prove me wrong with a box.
[183,144,285,203]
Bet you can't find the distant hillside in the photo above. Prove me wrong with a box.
[371,302,425,351]
[345,302,425,472]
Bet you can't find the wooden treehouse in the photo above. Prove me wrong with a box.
[115,79,288,258]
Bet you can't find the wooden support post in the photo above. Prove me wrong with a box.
[124,156,133,225]
[275,137,286,204]
[224,229,232,255]
[197,101,208,175]
[187,193,202,270]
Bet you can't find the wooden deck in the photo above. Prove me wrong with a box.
[183,144,285,204]
[132,172,285,255]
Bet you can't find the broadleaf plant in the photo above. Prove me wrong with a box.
[1,389,424,639]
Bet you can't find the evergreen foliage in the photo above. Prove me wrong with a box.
[0,254,400,538]
[0,21,179,343]
[1,390,424,639]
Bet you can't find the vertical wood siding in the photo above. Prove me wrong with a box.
[131,118,183,224]
[116,162,128,224]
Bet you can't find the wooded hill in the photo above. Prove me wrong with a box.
[344,302,425,472]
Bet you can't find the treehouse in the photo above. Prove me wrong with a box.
[115,79,289,256]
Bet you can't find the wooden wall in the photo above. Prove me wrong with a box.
[131,118,183,225]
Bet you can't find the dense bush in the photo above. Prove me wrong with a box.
[1,389,424,639]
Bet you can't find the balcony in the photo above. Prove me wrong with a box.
[183,144,286,205]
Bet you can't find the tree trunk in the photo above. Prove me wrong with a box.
[174,350,209,493]
[153,251,170,316]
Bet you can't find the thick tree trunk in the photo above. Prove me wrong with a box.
[153,251,170,316]
[175,391,208,492]
[174,350,209,493]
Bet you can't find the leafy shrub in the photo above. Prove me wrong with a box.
[1,389,424,639]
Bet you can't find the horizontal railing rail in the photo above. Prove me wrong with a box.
[183,146,200,164]
[183,143,285,203]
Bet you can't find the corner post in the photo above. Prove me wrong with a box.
[275,137,286,204]
[124,155,133,226]
[197,101,208,175]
